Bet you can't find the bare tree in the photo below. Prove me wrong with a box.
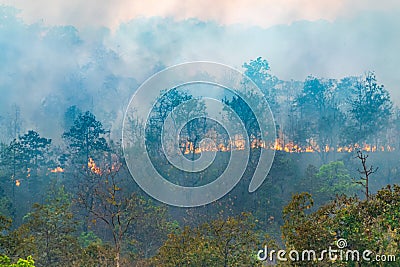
[355,150,378,200]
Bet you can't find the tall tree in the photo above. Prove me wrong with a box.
[295,76,345,162]
[243,57,279,113]
[347,71,392,144]
[0,130,51,212]
[1,185,79,267]
[223,93,261,148]
[146,88,193,154]
[145,88,208,186]
[18,130,52,173]
[62,111,108,166]
[77,163,162,267]
[63,105,82,131]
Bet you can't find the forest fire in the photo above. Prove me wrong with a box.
[179,138,395,154]
[50,166,64,173]
[88,158,102,175]
[270,139,395,153]
[15,179,21,187]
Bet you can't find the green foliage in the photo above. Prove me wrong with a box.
[17,131,51,168]
[129,200,172,259]
[282,185,400,266]
[243,57,278,111]
[0,215,12,250]
[62,111,108,163]
[294,76,345,162]
[314,161,359,203]
[0,196,13,218]
[0,255,35,267]
[78,231,102,248]
[153,212,265,267]
[146,88,193,154]
[17,186,80,267]
[76,243,115,267]
[347,71,392,143]
[1,131,51,174]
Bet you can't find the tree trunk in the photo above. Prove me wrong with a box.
[115,248,120,267]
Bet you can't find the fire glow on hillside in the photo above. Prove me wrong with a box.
[180,138,395,154]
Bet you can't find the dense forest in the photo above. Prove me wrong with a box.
[1,57,399,266]
[1,6,400,267]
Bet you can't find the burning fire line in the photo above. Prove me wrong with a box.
[179,138,395,154]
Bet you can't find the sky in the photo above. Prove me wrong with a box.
[0,0,400,139]
[0,0,398,86]
[1,0,399,29]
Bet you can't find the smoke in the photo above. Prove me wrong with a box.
[2,0,399,30]
[0,4,399,143]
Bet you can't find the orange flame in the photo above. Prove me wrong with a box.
[50,166,64,173]
[177,138,396,154]
[88,158,102,175]
[15,180,21,187]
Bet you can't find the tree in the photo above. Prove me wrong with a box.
[19,186,80,267]
[146,88,199,151]
[294,76,345,162]
[128,201,172,259]
[145,88,208,186]
[314,161,358,204]
[243,57,279,113]
[18,130,52,175]
[347,72,392,144]
[62,111,108,166]
[77,162,161,267]
[354,151,378,200]
[282,185,400,266]
[223,93,261,148]
[153,213,264,267]
[0,255,35,267]
[63,105,82,131]
[0,130,51,216]
[63,112,110,234]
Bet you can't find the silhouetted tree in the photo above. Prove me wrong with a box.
[355,151,378,200]
[243,57,279,113]
[63,105,82,131]
[295,76,345,162]
[62,111,108,166]
[347,72,392,144]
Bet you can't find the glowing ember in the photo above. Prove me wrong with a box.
[15,180,21,187]
[88,158,102,175]
[50,166,64,173]
[176,138,395,154]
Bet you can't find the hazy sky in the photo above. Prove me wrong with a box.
[0,0,400,135]
[2,0,399,29]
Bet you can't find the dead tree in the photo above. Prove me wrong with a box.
[355,150,378,200]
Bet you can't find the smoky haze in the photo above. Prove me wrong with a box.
[0,5,399,142]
